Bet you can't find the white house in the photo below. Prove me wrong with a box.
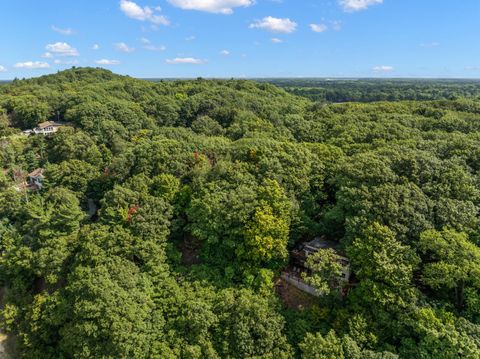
[33,121,68,135]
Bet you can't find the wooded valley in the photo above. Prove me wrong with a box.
[1,68,480,358]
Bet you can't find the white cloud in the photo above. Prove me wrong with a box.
[249,16,297,33]
[140,37,151,44]
[14,61,50,69]
[116,42,135,53]
[339,0,383,12]
[96,59,120,65]
[51,25,74,35]
[271,38,283,43]
[41,52,53,58]
[168,0,254,14]
[120,0,170,25]
[310,23,328,33]
[92,44,100,50]
[144,45,166,51]
[166,57,206,64]
[45,42,79,57]
[220,50,230,56]
[54,59,79,65]
[0,65,6,72]
[373,65,394,73]
[185,35,196,41]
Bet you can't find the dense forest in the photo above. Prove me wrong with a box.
[263,78,480,103]
[1,67,480,358]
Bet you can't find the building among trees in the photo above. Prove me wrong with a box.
[32,121,69,135]
[27,168,44,190]
[282,237,351,296]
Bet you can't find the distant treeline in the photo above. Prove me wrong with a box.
[261,78,480,103]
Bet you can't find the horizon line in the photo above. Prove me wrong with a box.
[2,75,480,82]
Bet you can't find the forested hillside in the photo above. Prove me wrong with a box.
[2,68,480,358]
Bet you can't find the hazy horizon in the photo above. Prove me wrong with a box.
[2,69,480,82]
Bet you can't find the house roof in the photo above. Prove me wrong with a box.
[304,237,339,251]
[28,168,44,178]
[303,236,349,260]
[36,121,66,129]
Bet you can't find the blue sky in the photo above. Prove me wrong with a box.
[0,0,479,79]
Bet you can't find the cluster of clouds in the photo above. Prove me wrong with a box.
[89,36,170,66]
[5,0,388,73]
[9,33,170,71]
[114,0,368,67]
[40,42,80,66]
[118,0,381,36]
[162,0,381,14]
[11,41,81,70]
